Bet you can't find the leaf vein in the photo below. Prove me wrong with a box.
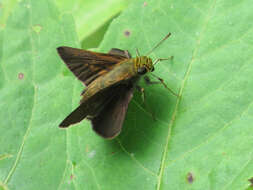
[165,99,253,168]
[4,0,37,183]
[156,0,217,189]
[117,139,157,176]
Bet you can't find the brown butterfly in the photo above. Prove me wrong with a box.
[57,33,174,139]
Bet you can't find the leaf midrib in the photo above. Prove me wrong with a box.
[156,0,217,189]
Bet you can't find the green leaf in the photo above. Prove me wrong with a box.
[54,0,130,41]
[0,0,253,190]
[0,0,19,28]
[0,0,80,189]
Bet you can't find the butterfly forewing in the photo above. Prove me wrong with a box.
[57,46,128,86]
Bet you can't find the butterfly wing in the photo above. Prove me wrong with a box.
[57,46,129,86]
[108,48,131,58]
[59,85,122,128]
[58,47,136,130]
[59,101,89,127]
[59,61,137,128]
[91,85,134,139]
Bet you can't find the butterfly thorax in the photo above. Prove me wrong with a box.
[132,56,154,75]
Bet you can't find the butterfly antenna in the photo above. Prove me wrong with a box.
[146,32,171,56]
[136,48,141,57]
[153,56,173,65]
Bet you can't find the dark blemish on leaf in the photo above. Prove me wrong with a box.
[143,2,147,6]
[186,172,194,184]
[32,24,42,34]
[249,177,253,187]
[124,30,131,37]
[18,73,24,80]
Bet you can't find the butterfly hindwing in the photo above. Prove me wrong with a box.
[59,102,89,128]
[108,48,131,59]
[59,84,124,128]
[91,85,134,139]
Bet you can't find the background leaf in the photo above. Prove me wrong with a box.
[0,0,253,190]
[54,0,130,41]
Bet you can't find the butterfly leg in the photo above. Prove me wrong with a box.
[144,76,179,97]
[136,85,156,121]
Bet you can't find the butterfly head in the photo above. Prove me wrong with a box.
[135,56,154,75]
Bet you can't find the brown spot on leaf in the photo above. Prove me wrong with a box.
[18,73,24,80]
[0,23,6,29]
[143,2,147,6]
[222,152,227,156]
[187,172,194,184]
[85,146,89,153]
[124,30,131,37]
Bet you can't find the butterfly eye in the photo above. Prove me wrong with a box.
[137,67,147,75]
